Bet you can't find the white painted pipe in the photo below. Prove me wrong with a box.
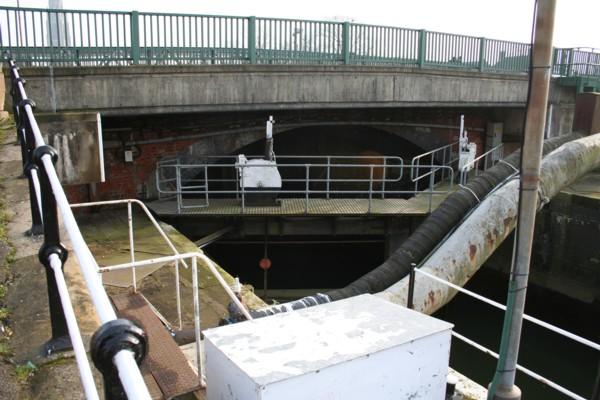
[49,254,99,400]
[41,155,152,399]
[378,133,600,315]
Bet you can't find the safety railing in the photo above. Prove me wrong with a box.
[406,266,600,400]
[70,199,251,385]
[156,156,455,213]
[553,47,600,78]
[6,58,152,399]
[459,144,504,185]
[411,141,459,189]
[2,5,600,79]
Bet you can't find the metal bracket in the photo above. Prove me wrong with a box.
[91,319,148,400]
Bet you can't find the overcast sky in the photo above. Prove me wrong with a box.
[11,0,600,49]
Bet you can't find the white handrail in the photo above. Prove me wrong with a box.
[49,254,99,400]
[99,251,253,321]
[414,268,600,351]
[451,331,586,400]
[10,61,152,400]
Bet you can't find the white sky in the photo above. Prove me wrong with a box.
[10,0,600,49]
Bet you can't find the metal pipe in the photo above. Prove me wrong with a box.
[414,269,600,351]
[70,199,190,270]
[407,263,415,309]
[490,1,556,398]
[191,257,204,385]
[127,201,136,292]
[175,259,182,330]
[49,254,100,400]
[452,331,586,400]
[368,165,373,213]
[10,60,151,400]
[113,351,152,400]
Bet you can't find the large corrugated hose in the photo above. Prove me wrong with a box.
[249,133,580,318]
[326,133,580,301]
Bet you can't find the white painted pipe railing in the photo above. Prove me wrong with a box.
[11,61,152,400]
[413,268,597,400]
[49,254,99,400]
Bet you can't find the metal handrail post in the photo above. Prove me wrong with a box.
[127,201,136,292]
[428,158,435,213]
[240,165,245,213]
[204,164,209,206]
[305,164,310,213]
[326,156,331,199]
[175,259,182,330]
[407,263,416,309]
[368,165,373,213]
[176,164,182,214]
[381,158,387,199]
[191,256,204,385]
[33,144,72,355]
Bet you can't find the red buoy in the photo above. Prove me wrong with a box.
[259,258,272,270]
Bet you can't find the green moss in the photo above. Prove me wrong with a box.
[0,307,8,320]
[0,340,11,357]
[14,362,36,383]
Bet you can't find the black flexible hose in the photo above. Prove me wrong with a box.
[326,133,580,301]
[248,133,580,318]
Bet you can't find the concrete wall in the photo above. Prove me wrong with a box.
[4,65,574,116]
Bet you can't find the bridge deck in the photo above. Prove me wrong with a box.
[147,192,451,217]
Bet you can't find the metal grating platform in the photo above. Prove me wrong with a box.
[111,293,202,400]
[147,195,449,217]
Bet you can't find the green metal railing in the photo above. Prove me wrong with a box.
[1,5,599,81]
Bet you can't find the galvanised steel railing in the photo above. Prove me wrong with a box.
[155,156,454,214]
[1,5,599,78]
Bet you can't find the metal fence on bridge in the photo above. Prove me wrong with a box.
[1,5,599,80]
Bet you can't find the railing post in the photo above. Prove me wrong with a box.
[368,165,373,214]
[342,21,350,64]
[17,99,44,235]
[566,48,574,77]
[305,165,310,214]
[33,145,72,355]
[130,11,140,65]
[326,156,331,199]
[91,319,148,400]
[479,37,487,72]
[248,16,257,64]
[418,29,427,68]
[407,263,416,309]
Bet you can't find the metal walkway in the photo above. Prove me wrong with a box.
[147,192,451,217]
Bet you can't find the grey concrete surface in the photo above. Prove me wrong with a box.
[4,65,575,116]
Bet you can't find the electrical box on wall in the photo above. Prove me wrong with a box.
[204,294,453,400]
[124,150,134,162]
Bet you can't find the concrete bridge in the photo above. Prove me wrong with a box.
[11,63,577,117]
[2,6,598,209]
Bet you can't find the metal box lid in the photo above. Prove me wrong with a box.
[204,294,453,386]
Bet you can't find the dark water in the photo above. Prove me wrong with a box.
[435,267,599,399]
[204,238,599,399]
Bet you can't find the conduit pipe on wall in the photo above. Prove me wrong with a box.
[377,132,600,314]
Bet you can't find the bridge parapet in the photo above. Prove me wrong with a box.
[0,5,598,86]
